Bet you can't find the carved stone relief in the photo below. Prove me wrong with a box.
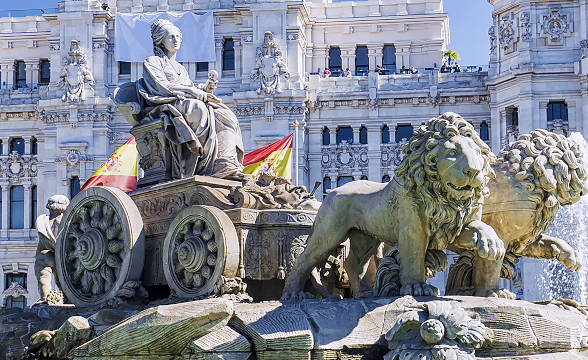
[380,141,408,169]
[58,40,95,103]
[0,152,38,181]
[520,11,532,42]
[321,142,369,173]
[499,13,517,54]
[250,31,290,96]
[488,25,497,56]
[581,40,588,59]
[540,7,572,46]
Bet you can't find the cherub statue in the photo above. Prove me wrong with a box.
[34,195,69,304]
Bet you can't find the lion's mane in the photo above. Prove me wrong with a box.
[497,129,587,247]
[394,112,496,250]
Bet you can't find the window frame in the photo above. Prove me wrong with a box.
[222,39,235,71]
[10,185,24,229]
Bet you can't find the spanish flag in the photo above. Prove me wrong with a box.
[243,134,293,181]
[81,136,138,192]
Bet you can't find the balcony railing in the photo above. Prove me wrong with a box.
[0,8,57,18]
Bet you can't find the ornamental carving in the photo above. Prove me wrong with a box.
[321,142,368,172]
[540,8,572,45]
[250,31,290,96]
[520,12,532,42]
[57,150,93,168]
[1,152,38,180]
[381,141,408,169]
[58,40,95,103]
[489,25,497,55]
[499,13,517,53]
[1,282,28,298]
[581,40,588,59]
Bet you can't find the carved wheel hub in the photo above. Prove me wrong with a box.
[171,218,219,290]
[163,205,239,299]
[56,186,145,307]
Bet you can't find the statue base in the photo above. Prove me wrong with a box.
[21,296,588,360]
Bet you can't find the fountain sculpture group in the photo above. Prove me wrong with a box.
[23,20,588,360]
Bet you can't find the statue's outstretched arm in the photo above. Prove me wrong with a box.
[518,234,581,271]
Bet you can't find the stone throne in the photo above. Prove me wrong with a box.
[113,81,172,187]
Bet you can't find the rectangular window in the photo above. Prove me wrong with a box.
[31,138,38,155]
[336,126,353,144]
[10,185,24,229]
[15,60,26,89]
[70,176,80,199]
[119,62,131,75]
[39,59,50,84]
[31,185,37,229]
[222,39,235,71]
[355,46,369,76]
[5,273,26,289]
[5,296,26,309]
[328,47,342,76]
[383,45,397,73]
[197,62,209,72]
[395,125,414,143]
[10,138,25,155]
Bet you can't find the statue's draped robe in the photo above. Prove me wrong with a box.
[137,55,244,179]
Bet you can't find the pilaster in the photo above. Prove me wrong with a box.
[340,45,356,73]
[1,183,8,236]
[214,38,223,80]
[234,39,242,81]
[23,182,31,232]
[367,44,383,72]
[25,60,39,88]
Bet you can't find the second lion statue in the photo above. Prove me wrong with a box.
[282,112,505,300]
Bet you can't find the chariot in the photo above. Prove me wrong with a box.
[54,83,319,307]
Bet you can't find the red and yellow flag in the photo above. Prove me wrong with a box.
[243,134,293,181]
[81,136,138,192]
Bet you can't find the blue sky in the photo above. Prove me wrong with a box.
[0,0,494,66]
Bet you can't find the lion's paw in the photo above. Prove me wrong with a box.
[486,288,516,300]
[400,282,439,297]
[556,248,582,272]
[475,228,505,261]
[280,291,315,302]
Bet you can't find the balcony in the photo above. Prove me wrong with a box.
[321,141,368,172]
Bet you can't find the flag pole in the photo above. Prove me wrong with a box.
[293,120,299,186]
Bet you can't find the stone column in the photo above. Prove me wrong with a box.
[340,45,355,73]
[568,101,577,132]
[313,46,328,73]
[490,107,501,153]
[539,101,548,130]
[3,61,15,89]
[500,109,507,149]
[24,138,31,155]
[26,61,39,88]
[367,125,380,180]
[234,39,242,81]
[395,43,411,68]
[214,38,223,80]
[1,137,8,155]
[353,127,359,144]
[330,128,337,145]
[389,124,396,144]
[367,44,383,72]
[518,97,533,135]
[0,63,7,89]
[23,182,31,230]
[1,183,8,236]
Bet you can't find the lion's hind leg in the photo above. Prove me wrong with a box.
[282,213,351,301]
[345,230,380,298]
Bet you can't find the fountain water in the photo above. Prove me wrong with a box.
[539,132,588,303]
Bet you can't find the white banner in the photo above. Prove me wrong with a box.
[115,11,215,63]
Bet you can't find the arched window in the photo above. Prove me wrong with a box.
[381,125,390,144]
[359,126,368,144]
[395,125,413,143]
[328,47,342,75]
[323,176,331,197]
[337,176,354,187]
[382,175,391,182]
[322,127,330,146]
[383,45,396,73]
[336,126,353,144]
[10,185,24,229]
[31,137,38,155]
[360,175,368,180]
[222,39,235,71]
[355,46,369,76]
[10,138,25,155]
[31,185,37,228]
[480,122,489,141]
[70,176,80,199]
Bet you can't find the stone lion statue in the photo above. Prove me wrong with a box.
[282,112,505,300]
[446,129,588,298]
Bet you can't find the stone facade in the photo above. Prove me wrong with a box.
[0,0,586,306]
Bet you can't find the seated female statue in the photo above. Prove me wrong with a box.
[137,19,244,180]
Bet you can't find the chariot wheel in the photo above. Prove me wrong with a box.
[56,186,145,307]
[163,205,239,299]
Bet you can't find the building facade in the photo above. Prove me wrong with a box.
[0,0,584,307]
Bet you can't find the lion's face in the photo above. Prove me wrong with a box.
[436,135,486,201]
